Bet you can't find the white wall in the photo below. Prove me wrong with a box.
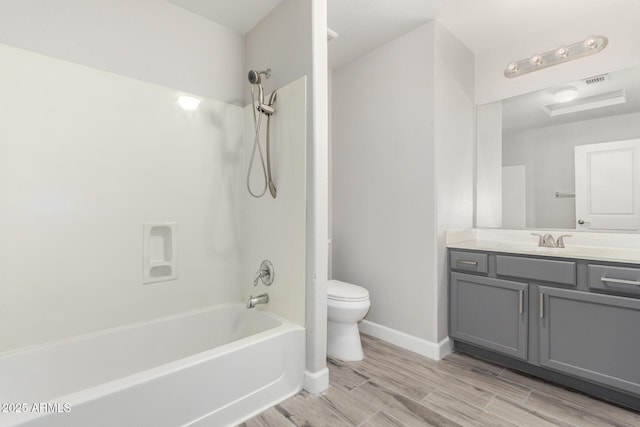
[0,44,244,352]
[476,102,503,228]
[307,0,330,389]
[475,0,640,105]
[433,23,475,341]
[0,0,244,105]
[244,0,312,106]
[502,165,527,229]
[332,23,437,341]
[332,21,474,348]
[503,111,640,229]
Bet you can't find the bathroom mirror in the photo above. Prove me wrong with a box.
[476,65,640,232]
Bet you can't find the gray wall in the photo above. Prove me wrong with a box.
[332,22,436,341]
[0,0,244,104]
[332,21,474,345]
[244,0,312,107]
[433,23,475,341]
[503,111,640,229]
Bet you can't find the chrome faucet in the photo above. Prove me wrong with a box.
[531,233,572,248]
[247,293,269,308]
[556,234,572,248]
[253,270,267,286]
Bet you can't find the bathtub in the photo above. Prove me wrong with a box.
[0,303,305,427]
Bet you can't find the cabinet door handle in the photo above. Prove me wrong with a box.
[539,293,544,319]
[601,276,640,286]
[456,260,478,266]
[518,290,524,315]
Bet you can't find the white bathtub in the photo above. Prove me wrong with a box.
[0,303,304,427]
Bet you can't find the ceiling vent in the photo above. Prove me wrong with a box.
[583,74,609,85]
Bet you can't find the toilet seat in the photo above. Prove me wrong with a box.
[328,280,369,302]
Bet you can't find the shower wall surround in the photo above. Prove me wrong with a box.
[0,43,244,353]
[242,77,307,326]
[245,0,329,392]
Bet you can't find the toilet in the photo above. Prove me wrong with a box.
[327,279,371,361]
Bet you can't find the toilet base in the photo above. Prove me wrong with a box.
[327,320,364,361]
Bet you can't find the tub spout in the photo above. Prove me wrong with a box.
[247,293,269,308]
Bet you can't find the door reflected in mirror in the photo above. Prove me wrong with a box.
[477,66,640,232]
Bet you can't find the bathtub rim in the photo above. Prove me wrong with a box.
[0,302,304,407]
[0,301,297,358]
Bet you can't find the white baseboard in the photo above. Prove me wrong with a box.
[359,320,453,361]
[303,367,329,394]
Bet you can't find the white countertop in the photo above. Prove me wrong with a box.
[447,239,640,265]
[446,229,640,265]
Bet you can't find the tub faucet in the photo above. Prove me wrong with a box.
[253,260,274,286]
[254,269,268,286]
[247,293,269,308]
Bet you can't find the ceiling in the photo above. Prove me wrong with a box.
[168,0,629,69]
[503,66,640,135]
[168,0,283,34]
[436,0,626,54]
[327,0,439,69]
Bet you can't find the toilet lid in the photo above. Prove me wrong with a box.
[328,280,369,302]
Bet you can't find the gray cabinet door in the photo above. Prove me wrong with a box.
[451,273,528,360]
[539,286,640,395]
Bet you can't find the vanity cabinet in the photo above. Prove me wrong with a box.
[539,286,640,396]
[450,273,528,359]
[449,249,640,410]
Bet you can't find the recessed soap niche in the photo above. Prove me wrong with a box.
[143,223,177,284]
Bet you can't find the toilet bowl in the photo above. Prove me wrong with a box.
[327,279,371,361]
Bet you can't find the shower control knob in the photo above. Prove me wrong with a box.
[253,260,274,287]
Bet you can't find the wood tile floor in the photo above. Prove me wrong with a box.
[239,334,640,427]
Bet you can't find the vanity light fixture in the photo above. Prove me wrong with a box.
[504,35,608,78]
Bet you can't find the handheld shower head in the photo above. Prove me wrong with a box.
[248,69,273,115]
[248,70,261,85]
[246,68,277,200]
[248,69,271,85]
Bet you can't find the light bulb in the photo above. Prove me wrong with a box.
[530,55,543,65]
[506,63,518,73]
[549,85,579,103]
[585,38,597,49]
[557,47,569,57]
